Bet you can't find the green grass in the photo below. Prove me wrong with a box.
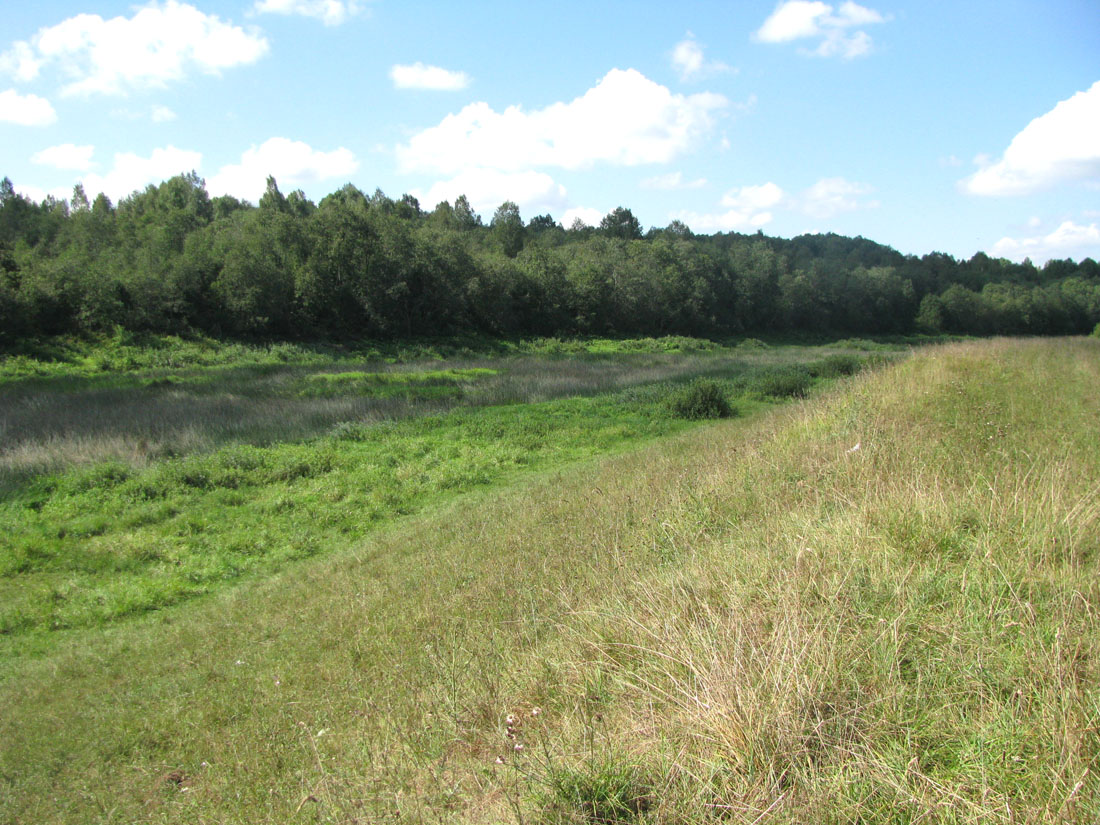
[5,336,1093,824]
[1,338,879,654]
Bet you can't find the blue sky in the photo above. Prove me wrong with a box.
[2,0,1098,263]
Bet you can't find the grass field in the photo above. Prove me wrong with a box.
[2,335,1096,823]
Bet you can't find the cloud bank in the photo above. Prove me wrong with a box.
[397,68,727,174]
[0,88,56,125]
[2,1,268,96]
[962,80,1100,196]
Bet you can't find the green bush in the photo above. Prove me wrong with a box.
[666,378,734,420]
[808,354,864,378]
[542,761,652,823]
[746,366,812,398]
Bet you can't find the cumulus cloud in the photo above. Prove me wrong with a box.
[754,1,885,59]
[0,42,42,82]
[413,168,567,218]
[2,1,268,96]
[671,176,874,232]
[640,171,707,190]
[253,0,362,26]
[206,137,359,202]
[397,68,727,175]
[670,206,775,233]
[0,88,56,125]
[992,220,1100,263]
[151,105,177,123]
[390,62,471,91]
[76,145,204,201]
[32,143,95,171]
[561,206,605,229]
[671,34,733,81]
[961,81,1100,196]
[799,176,876,218]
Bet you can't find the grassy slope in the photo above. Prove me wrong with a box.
[2,337,1097,823]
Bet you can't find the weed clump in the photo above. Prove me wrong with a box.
[541,760,653,823]
[666,379,734,420]
[808,353,865,378]
[745,365,813,398]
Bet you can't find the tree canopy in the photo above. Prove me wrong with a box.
[1,173,1098,347]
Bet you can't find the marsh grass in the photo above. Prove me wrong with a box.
[0,338,877,643]
[0,336,891,491]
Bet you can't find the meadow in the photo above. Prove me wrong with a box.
[2,334,1097,824]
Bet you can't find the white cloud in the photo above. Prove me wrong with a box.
[152,105,177,123]
[561,206,605,229]
[671,176,874,232]
[754,1,885,59]
[0,42,42,82]
[413,168,567,218]
[78,146,204,201]
[32,143,95,171]
[253,0,362,26]
[671,34,733,81]
[670,207,776,233]
[206,137,359,202]
[721,181,786,211]
[799,176,875,218]
[961,81,1100,196]
[2,1,268,96]
[390,62,471,91]
[0,88,56,125]
[992,220,1100,263]
[756,1,832,42]
[640,171,707,190]
[397,68,727,174]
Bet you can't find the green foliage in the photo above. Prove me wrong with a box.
[539,760,652,823]
[742,365,813,398]
[807,353,865,378]
[666,378,734,419]
[3,171,1099,348]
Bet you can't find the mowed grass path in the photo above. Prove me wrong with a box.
[2,337,1097,823]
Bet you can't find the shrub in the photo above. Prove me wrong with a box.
[747,366,812,398]
[736,337,768,350]
[1092,322,1100,338]
[541,761,652,823]
[666,378,734,420]
[808,354,864,378]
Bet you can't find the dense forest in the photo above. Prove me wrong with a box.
[2,172,1098,346]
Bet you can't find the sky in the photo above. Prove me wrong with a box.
[1,0,1098,264]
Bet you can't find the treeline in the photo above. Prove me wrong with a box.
[2,173,1098,346]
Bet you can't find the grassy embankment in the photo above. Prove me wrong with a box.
[3,336,1097,823]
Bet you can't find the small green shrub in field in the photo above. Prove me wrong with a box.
[808,353,865,378]
[540,760,652,823]
[833,336,893,351]
[736,337,768,350]
[746,365,813,398]
[666,378,734,419]
[1092,322,1100,338]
